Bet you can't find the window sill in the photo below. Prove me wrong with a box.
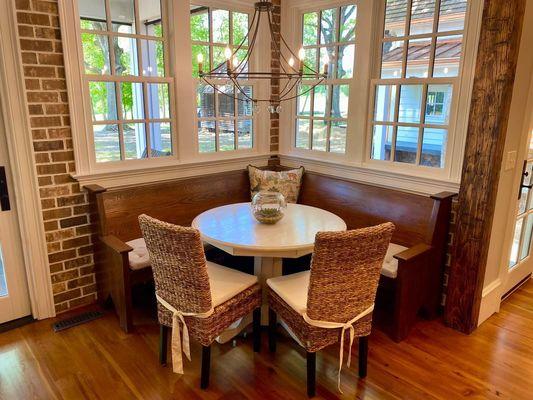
[72,153,272,189]
[280,152,460,195]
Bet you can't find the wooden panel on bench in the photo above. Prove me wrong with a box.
[98,170,251,242]
[298,172,438,247]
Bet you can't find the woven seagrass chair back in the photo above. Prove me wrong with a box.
[139,214,212,314]
[306,222,395,323]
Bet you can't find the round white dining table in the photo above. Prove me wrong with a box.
[192,202,347,326]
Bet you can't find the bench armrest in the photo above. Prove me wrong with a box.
[101,235,132,254]
[394,243,432,262]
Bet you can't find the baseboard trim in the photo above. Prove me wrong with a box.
[0,315,35,333]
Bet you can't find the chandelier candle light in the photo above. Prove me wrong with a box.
[197,0,328,114]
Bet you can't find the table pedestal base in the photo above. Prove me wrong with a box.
[254,256,282,325]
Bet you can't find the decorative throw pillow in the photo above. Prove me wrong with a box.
[248,165,304,203]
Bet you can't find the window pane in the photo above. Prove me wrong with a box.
[409,0,435,35]
[520,215,533,261]
[121,82,144,120]
[217,85,234,117]
[219,120,235,151]
[234,48,249,73]
[313,85,328,117]
[438,0,467,32]
[331,85,349,119]
[233,12,249,45]
[237,120,253,149]
[406,37,431,78]
[320,8,337,44]
[519,188,529,214]
[426,84,452,125]
[124,123,147,159]
[297,85,312,116]
[381,40,403,78]
[198,121,216,153]
[82,33,111,75]
[374,84,397,122]
[320,47,335,79]
[510,218,523,267]
[384,0,407,38]
[312,120,328,151]
[421,128,447,168]
[114,36,139,76]
[212,9,229,43]
[303,12,318,46]
[94,124,120,162]
[434,35,463,77]
[150,122,172,157]
[399,84,423,123]
[197,84,215,117]
[237,86,253,116]
[330,120,347,154]
[303,48,318,74]
[79,0,107,30]
[213,46,228,73]
[371,125,393,161]
[296,119,310,149]
[110,0,135,33]
[337,45,354,79]
[192,45,210,77]
[138,0,162,37]
[339,5,357,42]
[89,81,117,121]
[147,83,170,119]
[141,40,165,76]
[0,245,7,297]
[395,126,419,164]
[191,7,209,42]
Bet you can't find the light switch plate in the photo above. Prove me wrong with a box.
[505,151,517,171]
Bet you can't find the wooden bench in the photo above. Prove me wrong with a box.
[86,168,454,341]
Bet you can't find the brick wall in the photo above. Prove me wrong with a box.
[270,0,281,152]
[15,0,96,313]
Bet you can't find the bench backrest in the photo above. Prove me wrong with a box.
[298,172,453,248]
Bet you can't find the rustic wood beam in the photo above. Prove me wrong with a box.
[444,0,527,333]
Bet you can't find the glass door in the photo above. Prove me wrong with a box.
[0,100,31,324]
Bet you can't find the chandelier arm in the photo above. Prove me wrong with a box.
[278,77,302,101]
[278,76,295,98]
[266,11,294,75]
[278,78,326,102]
[231,76,255,103]
[232,10,261,75]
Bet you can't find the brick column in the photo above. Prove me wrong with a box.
[270,0,281,152]
[15,0,96,313]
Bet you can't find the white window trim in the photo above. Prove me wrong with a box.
[280,0,484,195]
[59,0,272,186]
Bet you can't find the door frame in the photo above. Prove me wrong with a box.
[0,0,55,319]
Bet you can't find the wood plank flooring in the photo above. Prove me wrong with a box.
[0,280,532,399]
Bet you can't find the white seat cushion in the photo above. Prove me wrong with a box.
[381,243,408,279]
[206,261,258,307]
[267,271,310,316]
[126,238,151,270]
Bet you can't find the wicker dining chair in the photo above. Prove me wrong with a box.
[138,214,262,389]
[267,222,395,397]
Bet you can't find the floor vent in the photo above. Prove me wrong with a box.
[52,310,103,332]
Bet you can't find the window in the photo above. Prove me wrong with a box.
[295,5,356,154]
[370,0,467,168]
[191,5,255,153]
[78,0,173,163]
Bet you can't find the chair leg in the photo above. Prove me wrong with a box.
[268,308,277,353]
[359,336,368,378]
[253,307,261,353]
[200,345,211,390]
[159,325,168,366]
[307,351,316,397]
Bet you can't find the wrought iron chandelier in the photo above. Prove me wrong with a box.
[197,0,328,113]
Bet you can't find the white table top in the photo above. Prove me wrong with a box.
[192,202,347,258]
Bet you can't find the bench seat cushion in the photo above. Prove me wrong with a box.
[126,238,151,270]
[381,243,408,279]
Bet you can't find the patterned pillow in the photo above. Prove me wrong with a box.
[248,165,304,203]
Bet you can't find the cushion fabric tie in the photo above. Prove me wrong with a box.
[156,294,214,374]
[302,304,374,393]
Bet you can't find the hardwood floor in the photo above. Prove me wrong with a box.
[1,280,532,399]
